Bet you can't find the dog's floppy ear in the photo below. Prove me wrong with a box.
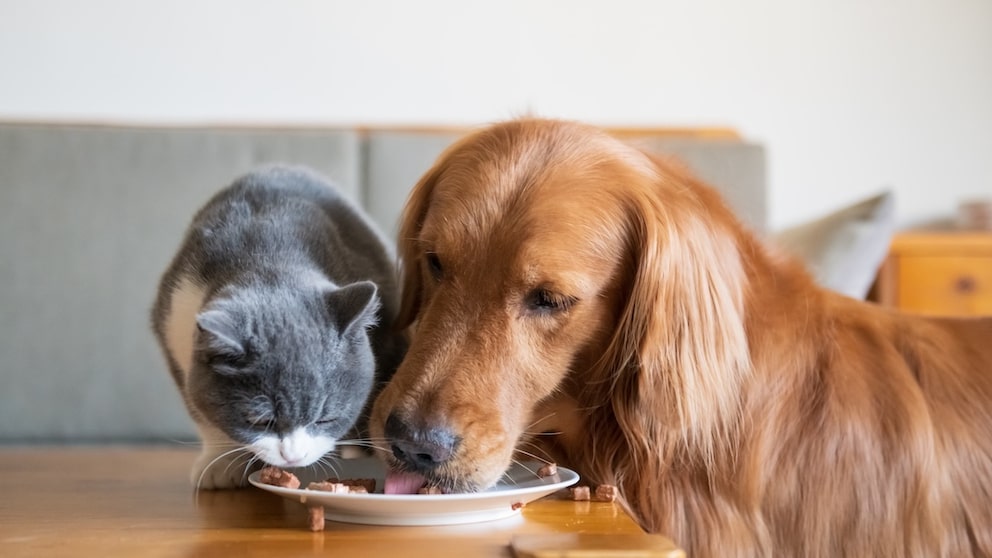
[396,133,487,328]
[395,162,443,329]
[602,162,752,463]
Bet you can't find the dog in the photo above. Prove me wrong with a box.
[368,118,992,557]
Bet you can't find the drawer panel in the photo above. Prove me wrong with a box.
[896,256,992,316]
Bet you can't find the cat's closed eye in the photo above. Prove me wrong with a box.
[245,415,271,428]
[315,417,342,427]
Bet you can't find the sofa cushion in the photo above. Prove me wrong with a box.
[774,191,896,299]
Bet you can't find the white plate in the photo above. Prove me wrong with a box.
[248,458,579,526]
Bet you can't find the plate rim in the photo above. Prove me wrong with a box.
[247,458,580,502]
[247,458,580,525]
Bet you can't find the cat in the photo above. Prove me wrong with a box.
[151,165,406,489]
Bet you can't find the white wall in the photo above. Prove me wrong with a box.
[2,0,990,229]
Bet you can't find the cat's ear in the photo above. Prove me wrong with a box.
[195,309,246,372]
[325,280,380,336]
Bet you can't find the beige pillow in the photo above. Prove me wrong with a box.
[774,191,895,299]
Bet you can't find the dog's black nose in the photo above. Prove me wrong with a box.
[384,413,460,472]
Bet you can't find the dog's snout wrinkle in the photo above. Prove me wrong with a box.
[384,413,461,472]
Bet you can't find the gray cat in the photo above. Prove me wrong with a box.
[151,165,406,489]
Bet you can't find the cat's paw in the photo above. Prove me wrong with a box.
[190,449,254,490]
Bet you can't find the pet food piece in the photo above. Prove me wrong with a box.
[307,505,325,531]
[258,466,301,489]
[417,485,444,495]
[511,501,526,511]
[570,486,591,501]
[594,484,618,502]
[326,477,377,493]
[307,481,350,494]
[537,463,558,477]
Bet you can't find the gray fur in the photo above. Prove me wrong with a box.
[151,165,405,486]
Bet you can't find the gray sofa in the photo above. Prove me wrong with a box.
[0,122,767,443]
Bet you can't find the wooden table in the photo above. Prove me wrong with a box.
[0,447,681,557]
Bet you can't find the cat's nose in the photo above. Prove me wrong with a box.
[278,431,310,465]
[279,447,308,465]
[384,413,460,472]
[279,446,307,467]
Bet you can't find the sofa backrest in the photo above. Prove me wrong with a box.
[0,122,765,442]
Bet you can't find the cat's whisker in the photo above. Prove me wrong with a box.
[221,450,254,482]
[315,456,341,480]
[522,430,562,437]
[499,471,514,487]
[517,440,559,467]
[311,456,333,480]
[342,444,392,456]
[508,458,541,484]
[514,446,555,467]
[316,459,331,480]
[196,443,245,449]
[195,446,251,491]
[524,411,558,431]
[337,436,392,444]
[336,440,388,452]
[165,438,210,447]
[239,454,260,485]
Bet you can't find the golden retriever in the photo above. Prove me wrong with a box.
[368,118,992,557]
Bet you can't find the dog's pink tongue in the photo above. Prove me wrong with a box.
[383,470,427,494]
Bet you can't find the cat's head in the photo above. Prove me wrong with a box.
[188,280,380,468]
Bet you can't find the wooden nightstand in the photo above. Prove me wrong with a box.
[871,231,992,317]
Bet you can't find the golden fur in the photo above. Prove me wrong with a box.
[369,118,992,557]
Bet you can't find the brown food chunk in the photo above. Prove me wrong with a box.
[326,477,377,493]
[307,505,325,531]
[570,486,590,501]
[258,466,301,489]
[594,484,618,502]
[511,501,525,511]
[537,463,558,477]
[417,485,444,495]
[307,481,350,494]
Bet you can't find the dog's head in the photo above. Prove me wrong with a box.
[369,119,750,494]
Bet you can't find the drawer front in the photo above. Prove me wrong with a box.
[897,256,992,316]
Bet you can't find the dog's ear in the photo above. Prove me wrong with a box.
[602,162,752,462]
[395,162,443,329]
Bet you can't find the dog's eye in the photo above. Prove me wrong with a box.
[425,252,443,280]
[527,288,573,314]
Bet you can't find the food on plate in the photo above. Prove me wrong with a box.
[307,479,375,494]
[537,463,558,477]
[307,481,350,494]
[258,466,301,489]
[326,477,377,493]
[417,485,444,495]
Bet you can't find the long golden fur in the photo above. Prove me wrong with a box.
[368,118,992,557]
